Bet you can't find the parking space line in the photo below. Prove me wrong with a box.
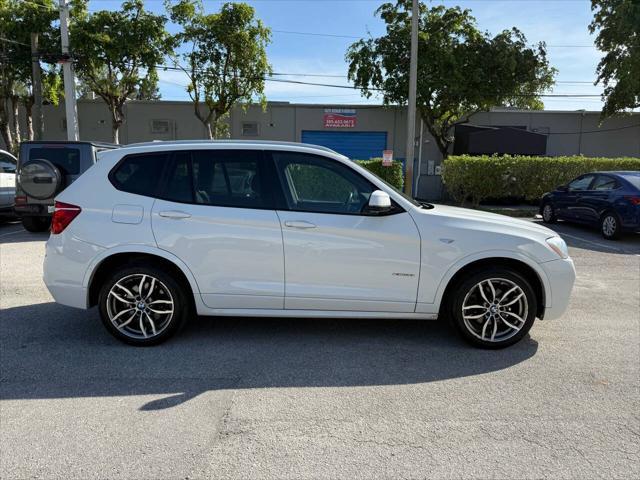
[558,231,628,253]
[0,228,26,238]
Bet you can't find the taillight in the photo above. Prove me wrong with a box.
[624,195,640,206]
[14,195,26,205]
[51,201,81,234]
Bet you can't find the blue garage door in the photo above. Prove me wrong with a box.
[301,131,387,160]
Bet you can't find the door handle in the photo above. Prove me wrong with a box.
[158,210,191,219]
[284,220,317,229]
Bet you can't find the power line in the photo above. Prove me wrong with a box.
[548,124,640,135]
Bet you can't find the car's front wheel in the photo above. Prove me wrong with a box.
[450,268,537,349]
[98,265,190,346]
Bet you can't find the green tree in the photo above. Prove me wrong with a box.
[346,0,556,158]
[167,0,271,139]
[0,0,60,152]
[589,0,640,117]
[71,0,174,143]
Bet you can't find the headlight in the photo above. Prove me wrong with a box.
[546,236,569,259]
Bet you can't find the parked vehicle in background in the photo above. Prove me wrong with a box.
[15,141,119,232]
[540,171,640,240]
[43,140,575,349]
[0,149,17,220]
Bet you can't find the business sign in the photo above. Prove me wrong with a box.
[323,108,356,128]
[382,150,393,166]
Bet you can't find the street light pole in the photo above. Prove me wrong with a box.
[59,0,79,141]
[403,0,419,197]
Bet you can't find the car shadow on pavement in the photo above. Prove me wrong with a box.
[0,302,538,410]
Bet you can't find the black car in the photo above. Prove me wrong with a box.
[14,141,118,232]
[540,171,640,240]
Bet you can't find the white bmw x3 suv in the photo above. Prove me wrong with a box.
[43,140,575,348]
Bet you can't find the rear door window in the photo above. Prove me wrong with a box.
[110,153,168,197]
[161,150,272,209]
[591,175,619,191]
[29,147,80,175]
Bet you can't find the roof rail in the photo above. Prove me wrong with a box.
[123,139,339,155]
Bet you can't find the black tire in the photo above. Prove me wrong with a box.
[600,211,622,240]
[448,268,537,349]
[541,202,557,224]
[21,216,51,232]
[98,264,191,346]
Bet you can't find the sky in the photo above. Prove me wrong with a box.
[88,0,608,111]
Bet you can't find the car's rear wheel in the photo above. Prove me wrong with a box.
[541,202,556,224]
[600,212,622,240]
[98,265,190,346]
[21,215,51,232]
[450,268,537,349]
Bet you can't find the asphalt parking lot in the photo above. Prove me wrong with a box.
[1,219,638,479]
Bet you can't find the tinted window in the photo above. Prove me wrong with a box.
[111,153,167,196]
[162,150,268,208]
[273,152,374,214]
[568,175,595,191]
[29,147,80,174]
[192,150,263,208]
[0,153,16,173]
[164,152,193,203]
[591,175,618,191]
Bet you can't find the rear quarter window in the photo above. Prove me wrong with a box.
[621,174,640,190]
[110,153,168,197]
[29,147,80,175]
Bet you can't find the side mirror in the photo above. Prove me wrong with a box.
[368,190,392,212]
[557,185,568,192]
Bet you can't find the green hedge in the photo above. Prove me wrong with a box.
[442,155,640,206]
[357,158,404,191]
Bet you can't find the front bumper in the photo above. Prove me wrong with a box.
[540,257,576,320]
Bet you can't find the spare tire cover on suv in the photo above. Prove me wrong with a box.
[19,159,63,200]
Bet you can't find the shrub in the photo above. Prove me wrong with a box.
[442,155,640,206]
[357,158,404,191]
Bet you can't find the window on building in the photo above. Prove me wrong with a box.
[242,122,259,136]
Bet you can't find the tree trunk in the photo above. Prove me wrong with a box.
[0,114,13,154]
[109,103,123,144]
[204,120,213,140]
[24,99,34,141]
[10,95,20,143]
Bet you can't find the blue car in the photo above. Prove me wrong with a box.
[540,171,640,240]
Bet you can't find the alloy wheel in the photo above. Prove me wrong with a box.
[602,215,616,237]
[106,274,175,340]
[542,204,553,222]
[461,278,529,343]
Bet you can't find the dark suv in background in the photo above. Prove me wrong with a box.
[15,141,118,231]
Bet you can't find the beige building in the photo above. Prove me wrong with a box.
[5,100,640,200]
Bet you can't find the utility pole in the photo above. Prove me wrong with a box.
[30,33,43,140]
[403,0,419,197]
[59,0,78,141]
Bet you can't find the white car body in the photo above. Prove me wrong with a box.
[43,141,575,345]
[0,149,17,213]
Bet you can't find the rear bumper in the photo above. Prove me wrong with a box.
[540,257,576,320]
[14,203,52,217]
[43,232,104,309]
